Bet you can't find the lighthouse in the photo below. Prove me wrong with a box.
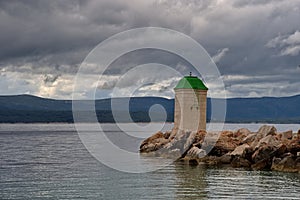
[174,73,208,131]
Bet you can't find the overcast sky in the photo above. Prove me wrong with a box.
[0,0,300,99]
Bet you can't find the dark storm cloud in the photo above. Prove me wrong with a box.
[0,0,127,73]
[43,74,60,84]
[0,0,300,98]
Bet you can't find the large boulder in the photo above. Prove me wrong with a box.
[254,135,280,150]
[207,131,239,156]
[234,128,252,141]
[230,144,252,158]
[257,125,277,139]
[250,135,282,170]
[245,125,277,148]
[252,143,276,164]
[271,156,300,173]
[285,137,300,155]
[230,144,253,168]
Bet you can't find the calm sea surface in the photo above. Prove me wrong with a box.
[1,123,300,199]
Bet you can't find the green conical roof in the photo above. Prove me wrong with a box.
[174,76,208,90]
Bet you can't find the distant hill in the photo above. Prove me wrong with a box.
[0,94,300,123]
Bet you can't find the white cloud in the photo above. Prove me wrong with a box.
[212,48,229,63]
[280,45,300,56]
[283,30,300,45]
[266,30,300,56]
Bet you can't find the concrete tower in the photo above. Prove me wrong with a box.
[174,74,208,131]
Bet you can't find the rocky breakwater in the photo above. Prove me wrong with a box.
[140,125,300,173]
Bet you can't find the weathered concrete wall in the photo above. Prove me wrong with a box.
[174,89,207,131]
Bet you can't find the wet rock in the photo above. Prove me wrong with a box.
[167,148,182,158]
[198,156,220,166]
[251,159,270,170]
[271,156,300,173]
[219,153,232,164]
[186,147,206,159]
[231,157,251,168]
[187,159,199,166]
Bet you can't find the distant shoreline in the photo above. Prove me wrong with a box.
[1,94,300,124]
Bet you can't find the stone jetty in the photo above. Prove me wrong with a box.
[140,125,300,173]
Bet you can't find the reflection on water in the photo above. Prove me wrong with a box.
[174,164,208,199]
[173,163,300,199]
[0,124,299,199]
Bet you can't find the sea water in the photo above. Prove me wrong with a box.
[0,123,299,199]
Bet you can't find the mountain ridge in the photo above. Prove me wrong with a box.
[0,94,300,123]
